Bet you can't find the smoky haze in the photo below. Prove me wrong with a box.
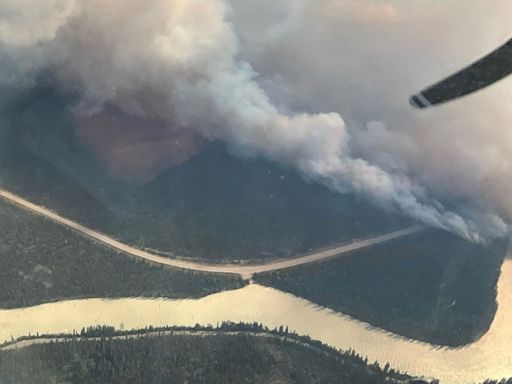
[0,0,511,242]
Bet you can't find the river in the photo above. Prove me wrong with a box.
[1,259,512,383]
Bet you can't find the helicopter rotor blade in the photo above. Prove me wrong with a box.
[410,38,512,108]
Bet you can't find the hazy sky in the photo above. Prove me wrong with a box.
[229,0,512,237]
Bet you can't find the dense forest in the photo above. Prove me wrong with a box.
[0,323,436,384]
[0,85,409,263]
[0,200,244,309]
[256,230,508,346]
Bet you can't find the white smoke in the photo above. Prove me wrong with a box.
[0,0,79,46]
[0,0,510,242]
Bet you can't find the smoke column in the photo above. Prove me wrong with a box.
[0,0,509,242]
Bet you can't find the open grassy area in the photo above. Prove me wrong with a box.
[0,200,244,309]
[256,230,508,346]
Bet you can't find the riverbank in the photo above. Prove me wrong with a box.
[0,323,432,384]
[0,200,244,309]
[2,257,511,384]
[256,229,507,346]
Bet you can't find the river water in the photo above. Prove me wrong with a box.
[1,260,512,383]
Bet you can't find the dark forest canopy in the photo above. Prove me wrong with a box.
[0,85,408,263]
[1,323,436,384]
[256,230,508,346]
[0,199,243,309]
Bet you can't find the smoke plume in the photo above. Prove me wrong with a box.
[1,0,511,242]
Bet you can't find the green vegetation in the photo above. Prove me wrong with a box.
[0,85,410,262]
[256,230,508,346]
[0,323,435,384]
[0,200,244,309]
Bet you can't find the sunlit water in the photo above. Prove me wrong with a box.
[2,260,512,383]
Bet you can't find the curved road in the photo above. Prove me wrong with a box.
[0,189,421,279]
